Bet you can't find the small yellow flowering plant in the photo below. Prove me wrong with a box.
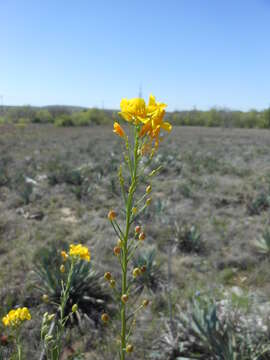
[104,94,171,359]
[41,243,90,360]
[2,307,31,359]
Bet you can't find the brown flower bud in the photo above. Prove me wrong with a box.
[104,272,112,281]
[108,210,117,221]
[121,294,129,304]
[138,232,146,241]
[113,246,121,256]
[135,225,141,234]
[101,313,109,323]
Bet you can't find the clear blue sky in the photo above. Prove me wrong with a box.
[1,0,270,111]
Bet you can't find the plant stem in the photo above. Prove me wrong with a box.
[15,330,22,360]
[53,260,74,360]
[17,342,22,360]
[120,128,139,360]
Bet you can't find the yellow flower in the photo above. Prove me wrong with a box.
[61,251,68,262]
[139,94,172,147]
[113,122,126,138]
[119,98,147,123]
[69,244,90,262]
[2,307,31,327]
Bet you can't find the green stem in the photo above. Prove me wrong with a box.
[17,342,22,360]
[120,127,139,360]
[53,260,74,360]
[15,330,22,360]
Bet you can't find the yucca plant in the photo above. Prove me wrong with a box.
[254,229,270,256]
[153,296,270,360]
[0,156,12,187]
[175,223,204,254]
[178,297,238,359]
[247,192,270,216]
[132,248,163,294]
[33,242,110,324]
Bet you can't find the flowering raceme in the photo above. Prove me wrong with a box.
[69,244,90,262]
[119,94,172,148]
[108,94,171,360]
[2,307,31,327]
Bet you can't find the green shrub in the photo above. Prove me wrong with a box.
[55,114,74,127]
[48,159,83,186]
[33,110,53,123]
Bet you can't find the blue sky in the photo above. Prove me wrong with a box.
[0,0,270,111]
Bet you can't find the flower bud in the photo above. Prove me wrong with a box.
[126,344,133,353]
[113,246,121,256]
[117,239,123,247]
[60,264,65,273]
[121,294,128,304]
[146,185,152,194]
[101,313,109,323]
[146,197,152,206]
[42,294,49,303]
[135,225,141,234]
[72,304,78,313]
[110,279,116,288]
[132,207,137,215]
[113,122,125,138]
[142,299,149,307]
[43,312,49,321]
[0,335,8,346]
[108,210,117,221]
[41,325,49,340]
[132,267,141,278]
[44,335,53,343]
[61,251,68,262]
[138,232,145,241]
[104,272,112,281]
[140,265,147,273]
[48,314,55,322]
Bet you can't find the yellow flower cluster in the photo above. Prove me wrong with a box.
[118,94,172,147]
[2,307,31,327]
[69,244,90,262]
